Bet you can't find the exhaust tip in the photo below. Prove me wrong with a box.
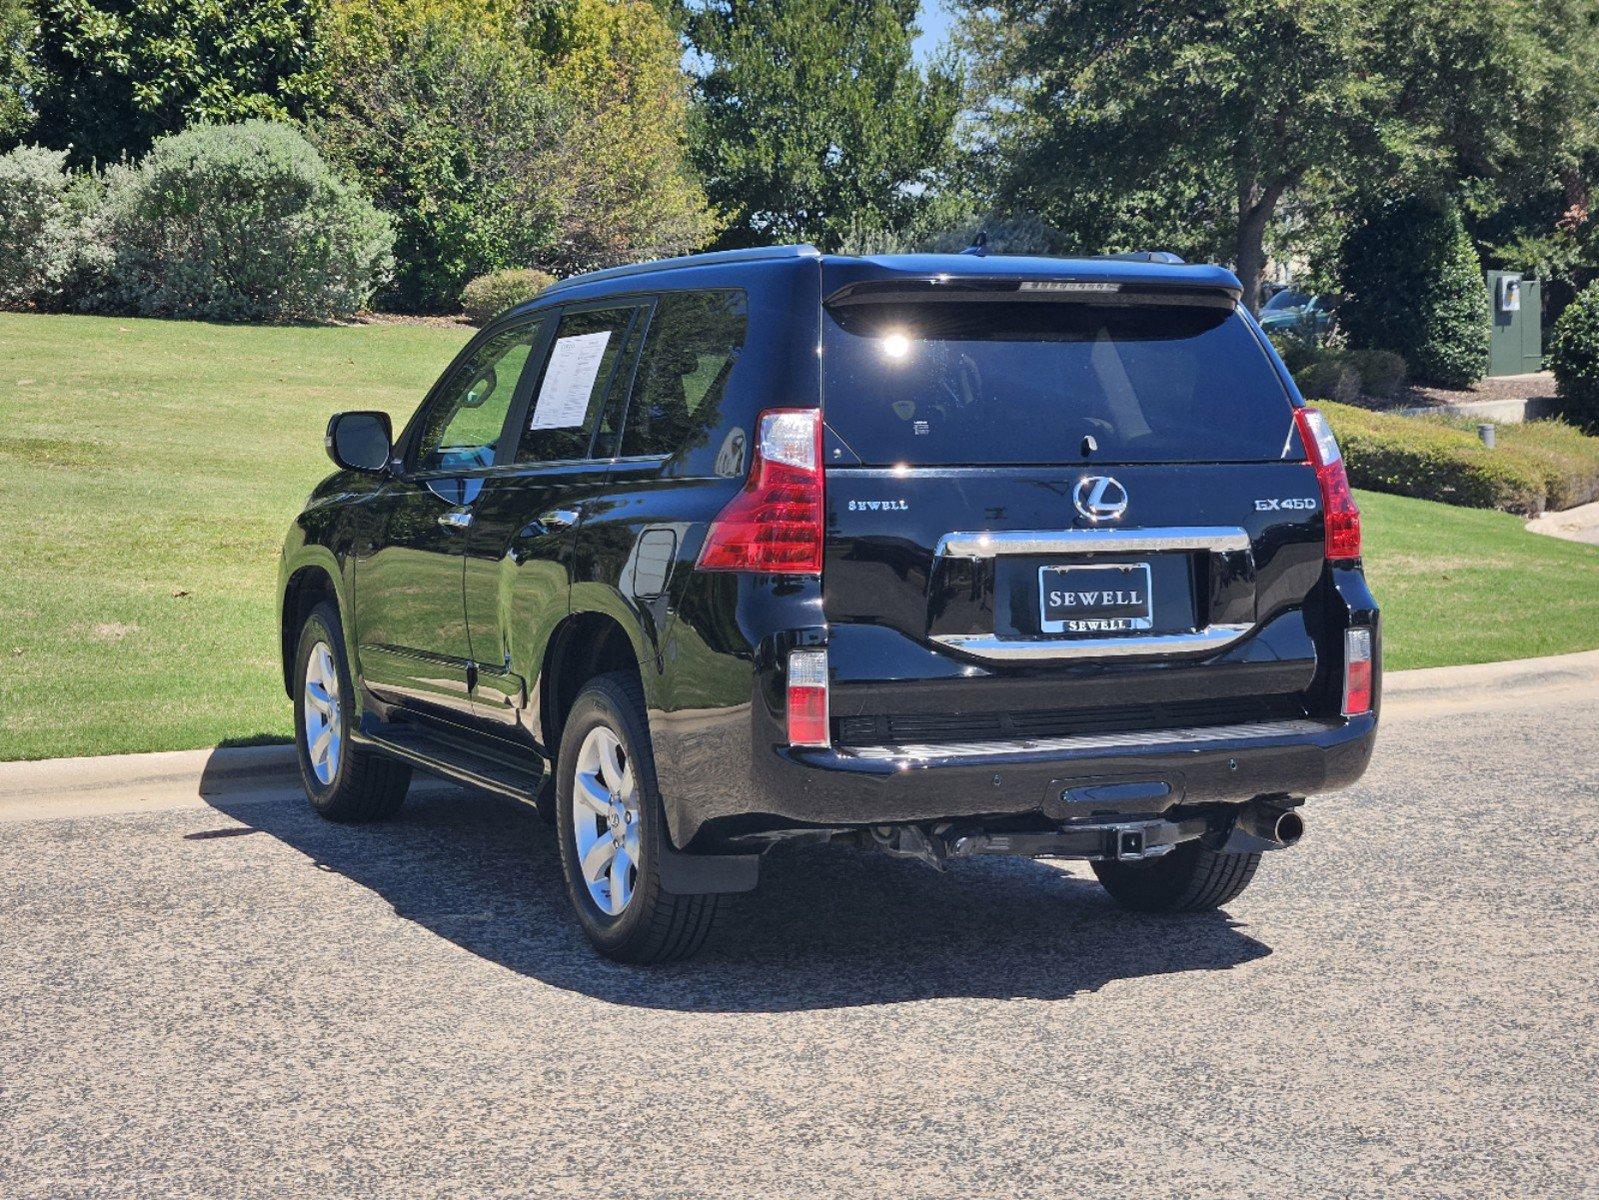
[1273,809,1305,847]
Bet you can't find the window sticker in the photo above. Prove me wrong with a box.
[530,331,611,430]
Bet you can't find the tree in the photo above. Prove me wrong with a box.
[685,0,959,250]
[29,0,319,166]
[954,0,1599,312]
[542,0,715,273]
[0,0,33,146]
[953,0,1388,311]
[312,0,711,311]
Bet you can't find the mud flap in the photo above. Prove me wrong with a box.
[657,846,761,895]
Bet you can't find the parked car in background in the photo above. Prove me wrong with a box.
[278,246,1380,962]
[1260,289,1333,338]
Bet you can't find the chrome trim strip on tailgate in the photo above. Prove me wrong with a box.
[844,718,1334,763]
[932,624,1254,662]
[935,526,1251,559]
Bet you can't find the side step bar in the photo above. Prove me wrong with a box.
[352,718,544,803]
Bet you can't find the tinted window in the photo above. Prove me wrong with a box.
[821,299,1295,465]
[412,321,543,472]
[516,306,640,464]
[621,291,748,460]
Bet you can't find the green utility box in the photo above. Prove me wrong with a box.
[1485,270,1543,377]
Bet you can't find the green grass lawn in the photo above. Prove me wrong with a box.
[3,311,1598,761]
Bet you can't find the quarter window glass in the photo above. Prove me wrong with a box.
[621,291,748,459]
[517,307,639,464]
[412,322,542,472]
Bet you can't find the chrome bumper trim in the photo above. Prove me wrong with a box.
[843,718,1335,763]
[931,623,1254,662]
[934,526,1251,559]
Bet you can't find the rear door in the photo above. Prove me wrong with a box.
[819,283,1327,735]
[459,300,650,736]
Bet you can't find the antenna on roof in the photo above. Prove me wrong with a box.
[961,230,989,257]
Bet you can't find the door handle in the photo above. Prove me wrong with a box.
[537,509,580,530]
[437,508,474,531]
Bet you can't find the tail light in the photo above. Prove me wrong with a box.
[1294,407,1361,561]
[697,409,824,574]
[1342,627,1373,716]
[786,649,830,747]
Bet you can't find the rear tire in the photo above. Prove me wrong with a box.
[1092,840,1262,912]
[292,601,411,822]
[555,671,724,963]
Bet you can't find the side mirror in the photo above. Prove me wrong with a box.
[326,411,392,473]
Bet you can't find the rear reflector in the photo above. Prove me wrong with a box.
[697,408,824,574]
[1342,627,1373,717]
[1294,407,1361,561]
[787,648,830,747]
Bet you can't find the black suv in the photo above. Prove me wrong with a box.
[278,246,1379,961]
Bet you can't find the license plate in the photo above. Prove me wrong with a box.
[1039,563,1153,633]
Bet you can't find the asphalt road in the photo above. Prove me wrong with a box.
[3,677,1597,1199]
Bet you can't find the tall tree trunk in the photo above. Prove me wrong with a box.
[1235,177,1286,313]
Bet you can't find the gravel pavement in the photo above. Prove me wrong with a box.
[2,678,1597,1199]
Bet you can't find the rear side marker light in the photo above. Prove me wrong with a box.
[1294,406,1361,562]
[698,408,824,574]
[1343,627,1373,717]
[787,649,830,747]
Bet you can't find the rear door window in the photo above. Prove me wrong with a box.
[822,298,1296,465]
[515,305,643,464]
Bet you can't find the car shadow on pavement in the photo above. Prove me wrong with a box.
[202,769,1271,1012]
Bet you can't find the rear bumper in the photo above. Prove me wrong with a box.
[673,710,1377,846]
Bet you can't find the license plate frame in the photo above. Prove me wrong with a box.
[1038,562,1154,634]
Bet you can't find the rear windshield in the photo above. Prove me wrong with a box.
[822,298,1296,465]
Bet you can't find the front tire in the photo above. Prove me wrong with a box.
[555,672,723,963]
[1092,840,1262,912]
[292,601,411,822]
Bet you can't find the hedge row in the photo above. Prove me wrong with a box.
[1316,402,1599,517]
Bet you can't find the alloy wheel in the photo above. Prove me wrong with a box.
[570,724,642,916]
[302,641,343,786]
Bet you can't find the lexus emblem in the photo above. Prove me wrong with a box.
[1074,475,1128,522]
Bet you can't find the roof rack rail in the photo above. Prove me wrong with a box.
[541,244,821,296]
[1097,250,1186,265]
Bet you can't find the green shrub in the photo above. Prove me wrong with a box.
[1318,402,1549,515]
[94,120,394,322]
[1296,359,1361,405]
[1548,281,1599,434]
[0,147,83,310]
[461,268,556,325]
[1282,343,1407,404]
[1339,197,1489,388]
[1347,349,1408,400]
[1481,417,1599,510]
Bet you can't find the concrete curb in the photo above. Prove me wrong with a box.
[1,648,1595,820]
[1381,648,1599,710]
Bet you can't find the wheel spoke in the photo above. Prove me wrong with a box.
[610,846,633,911]
[311,724,333,765]
[574,771,611,816]
[306,681,333,715]
[581,835,617,884]
[599,736,626,793]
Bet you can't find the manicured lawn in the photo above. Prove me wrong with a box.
[1357,489,1599,669]
[0,313,470,761]
[2,312,1597,760]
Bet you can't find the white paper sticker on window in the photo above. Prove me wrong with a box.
[530,331,611,430]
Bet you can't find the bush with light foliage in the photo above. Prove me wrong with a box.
[93,120,393,321]
[461,268,557,325]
